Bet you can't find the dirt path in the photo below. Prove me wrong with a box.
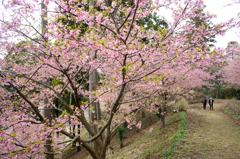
[175,99,240,159]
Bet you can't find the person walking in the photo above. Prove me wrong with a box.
[203,97,207,110]
[209,98,214,111]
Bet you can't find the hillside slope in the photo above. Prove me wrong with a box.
[62,99,240,159]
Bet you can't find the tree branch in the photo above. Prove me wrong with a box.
[125,0,140,43]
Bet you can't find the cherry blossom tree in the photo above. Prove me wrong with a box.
[217,42,240,95]
[0,0,237,158]
[223,59,240,88]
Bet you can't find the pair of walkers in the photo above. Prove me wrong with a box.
[203,97,214,110]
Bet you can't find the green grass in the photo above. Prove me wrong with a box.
[163,112,187,158]
[223,107,240,121]
[109,123,167,159]
[107,113,181,159]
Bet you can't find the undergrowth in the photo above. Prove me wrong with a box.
[164,111,187,157]
[226,99,240,116]
[223,107,240,121]
[175,100,189,112]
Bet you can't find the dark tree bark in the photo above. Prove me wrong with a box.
[41,1,54,158]
[216,84,220,99]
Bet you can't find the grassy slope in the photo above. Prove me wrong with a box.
[107,99,240,159]
[107,112,181,159]
[62,99,240,159]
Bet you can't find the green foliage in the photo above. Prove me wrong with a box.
[56,0,105,38]
[138,12,168,32]
[155,112,161,119]
[203,85,240,100]
[57,15,89,37]
[164,112,187,157]
[137,12,168,44]
[186,5,216,48]
[116,126,125,148]
[218,87,240,100]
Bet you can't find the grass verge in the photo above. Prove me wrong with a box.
[223,107,240,121]
[163,111,187,157]
[107,113,181,159]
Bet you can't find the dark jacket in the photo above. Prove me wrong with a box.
[203,98,207,105]
[209,99,214,105]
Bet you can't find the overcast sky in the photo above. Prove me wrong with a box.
[204,0,240,48]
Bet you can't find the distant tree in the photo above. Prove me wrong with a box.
[185,5,217,49]
[223,58,240,88]
[226,41,240,59]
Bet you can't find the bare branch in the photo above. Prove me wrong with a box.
[125,0,140,43]
[3,120,43,130]
[118,11,132,32]
[7,82,45,121]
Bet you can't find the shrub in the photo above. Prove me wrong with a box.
[175,100,189,112]
[116,126,125,148]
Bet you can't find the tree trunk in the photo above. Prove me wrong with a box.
[72,125,76,147]
[56,99,60,138]
[216,84,220,99]
[160,114,165,128]
[77,124,81,152]
[43,80,54,159]
[160,93,167,128]
[101,124,111,159]
[89,1,101,158]
[41,1,54,158]
[123,113,128,128]
[96,101,102,140]
[89,70,98,156]
[159,107,165,128]
[141,109,146,118]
